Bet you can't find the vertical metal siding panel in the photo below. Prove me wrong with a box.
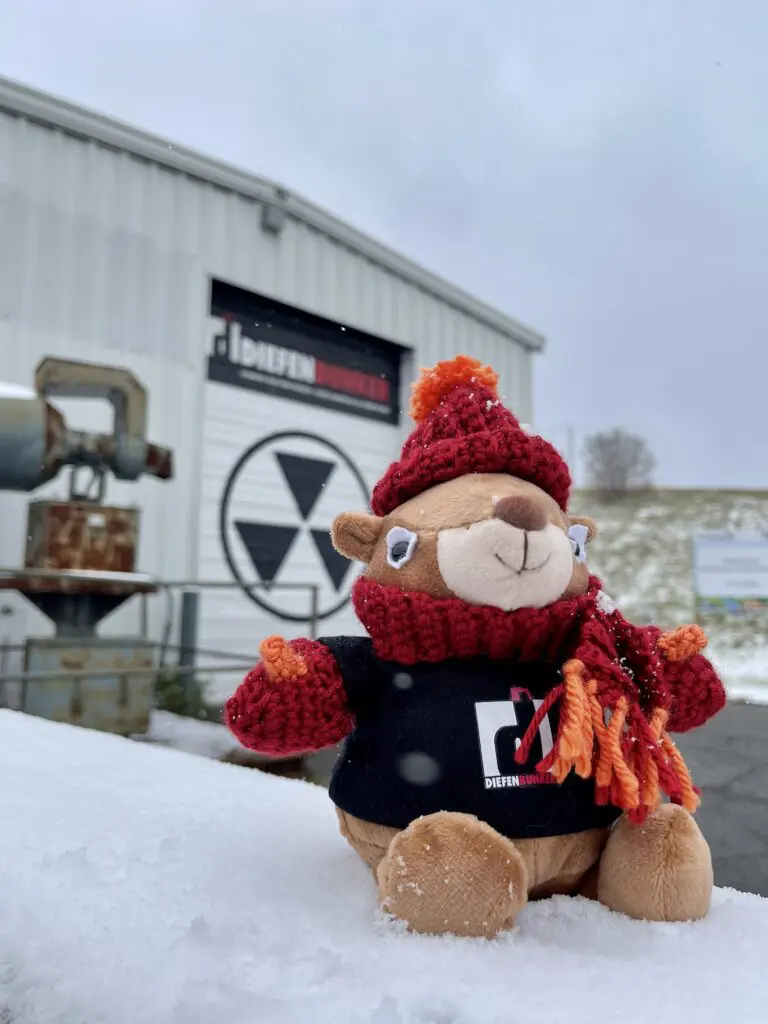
[254,210,281,301]
[487,326,514,409]
[370,265,397,340]
[330,237,364,330]
[420,297,440,367]
[273,206,302,307]
[36,130,63,339]
[400,273,416,341]
[357,254,385,339]
[0,115,27,580]
[71,141,100,351]
[506,334,532,424]
[407,287,427,368]
[227,192,256,296]
[0,113,25,378]
[202,183,241,306]
[290,220,318,315]
[432,299,454,369]
[124,153,156,360]
[17,122,43,347]
[495,326,525,419]
[141,163,167,362]
[312,228,342,324]
[126,161,174,588]
[172,173,211,581]
[343,236,372,330]
[282,225,337,328]
[356,245,382,334]
[520,337,532,422]
[416,288,433,367]
[314,231,343,324]
[319,232,343,324]
[102,151,131,356]
[87,141,110,354]
[165,172,191,368]
[176,179,209,374]
[443,304,464,363]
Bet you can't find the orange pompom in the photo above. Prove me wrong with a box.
[408,355,499,423]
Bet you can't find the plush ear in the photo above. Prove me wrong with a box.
[331,512,384,564]
[568,514,599,542]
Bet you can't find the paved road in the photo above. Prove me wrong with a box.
[676,699,768,898]
[305,699,768,898]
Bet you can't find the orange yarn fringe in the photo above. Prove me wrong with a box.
[546,659,699,821]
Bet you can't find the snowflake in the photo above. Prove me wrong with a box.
[597,590,617,614]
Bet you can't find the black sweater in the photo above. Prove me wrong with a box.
[321,636,622,841]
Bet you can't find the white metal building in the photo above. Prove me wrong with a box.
[0,75,545,701]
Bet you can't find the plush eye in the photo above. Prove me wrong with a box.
[567,523,589,563]
[386,526,417,568]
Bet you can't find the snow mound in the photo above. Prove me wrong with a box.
[709,645,768,704]
[137,708,241,759]
[1,711,767,1024]
[0,382,36,399]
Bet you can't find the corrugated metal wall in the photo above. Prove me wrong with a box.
[0,103,534,644]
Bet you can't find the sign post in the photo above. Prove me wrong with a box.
[692,532,768,621]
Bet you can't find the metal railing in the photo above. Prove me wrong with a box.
[0,652,252,684]
[0,569,320,699]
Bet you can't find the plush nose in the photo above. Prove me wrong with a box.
[493,495,549,532]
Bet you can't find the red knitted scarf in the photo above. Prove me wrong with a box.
[352,575,704,825]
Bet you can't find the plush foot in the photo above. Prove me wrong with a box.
[376,811,528,938]
[597,803,713,922]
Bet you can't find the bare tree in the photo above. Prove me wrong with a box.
[584,428,656,499]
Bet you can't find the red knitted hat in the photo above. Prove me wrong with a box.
[371,355,572,516]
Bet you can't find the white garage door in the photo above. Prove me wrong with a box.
[197,279,405,703]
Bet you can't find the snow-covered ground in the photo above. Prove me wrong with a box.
[710,645,768,704]
[1,711,767,1024]
[138,708,240,760]
[136,709,299,767]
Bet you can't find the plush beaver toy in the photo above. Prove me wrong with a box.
[226,355,727,938]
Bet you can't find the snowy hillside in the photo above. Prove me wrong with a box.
[1,711,767,1024]
[571,488,768,692]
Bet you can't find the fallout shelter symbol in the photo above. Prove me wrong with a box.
[219,431,370,622]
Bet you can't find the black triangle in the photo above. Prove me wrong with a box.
[310,529,353,591]
[276,452,336,521]
[234,521,298,589]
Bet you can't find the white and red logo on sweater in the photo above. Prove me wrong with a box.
[474,687,558,789]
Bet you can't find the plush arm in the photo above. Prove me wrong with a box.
[656,626,727,733]
[224,636,355,757]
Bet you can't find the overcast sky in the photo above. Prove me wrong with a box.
[3,1,767,487]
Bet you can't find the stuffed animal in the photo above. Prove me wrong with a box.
[225,355,726,938]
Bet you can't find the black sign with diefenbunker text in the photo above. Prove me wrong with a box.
[207,278,402,424]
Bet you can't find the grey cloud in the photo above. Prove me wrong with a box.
[2,0,767,486]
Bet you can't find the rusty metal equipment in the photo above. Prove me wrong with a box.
[0,357,174,735]
[0,356,172,494]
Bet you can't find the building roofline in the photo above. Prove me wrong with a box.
[0,74,545,353]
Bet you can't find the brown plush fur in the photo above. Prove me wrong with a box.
[337,806,712,934]
[330,474,714,936]
[333,474,597,601]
